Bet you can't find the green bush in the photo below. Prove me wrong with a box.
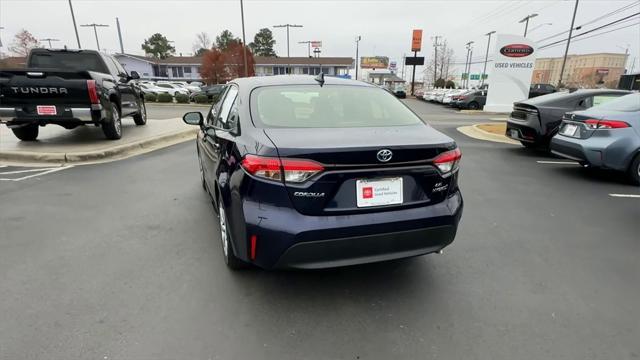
[194,94,209,104]
[144,93,157,102]
[157,92,173,103]
[175,93,189,103]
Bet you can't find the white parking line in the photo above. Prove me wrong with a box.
[0,166,72,181]
[0,168,58,175]
[609,194,640,198]
[536,160,579,165]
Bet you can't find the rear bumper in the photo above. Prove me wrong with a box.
[0,106,102,125]
[550,133,638,171]
[242,190,463,269]
[505,120,542,143]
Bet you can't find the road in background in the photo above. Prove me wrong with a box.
[1,100,638,360]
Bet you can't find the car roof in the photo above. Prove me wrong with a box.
[231,75,375,90]
[521,89,632,106]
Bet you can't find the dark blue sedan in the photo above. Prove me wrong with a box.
[182,75,463,269]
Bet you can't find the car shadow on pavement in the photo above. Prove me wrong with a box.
[550,166,634,187]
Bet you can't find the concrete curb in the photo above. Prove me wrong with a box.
[459,110,509,115]
[457,124,519,145]
[0,128,197,165]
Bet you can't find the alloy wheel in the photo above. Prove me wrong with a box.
[219,203,228,258]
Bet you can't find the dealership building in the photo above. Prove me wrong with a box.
[253,56,353,76]
[532,52,628,87]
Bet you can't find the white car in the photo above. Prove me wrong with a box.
[154,83,189,96]
[139,83,171,95]
[169,82,200,93]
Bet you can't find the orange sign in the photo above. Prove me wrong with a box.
[411,29,423,52]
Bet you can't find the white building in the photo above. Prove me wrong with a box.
[253,56,353,76]
[114,54,202,81]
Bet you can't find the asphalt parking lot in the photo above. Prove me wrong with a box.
[1,100,638,359]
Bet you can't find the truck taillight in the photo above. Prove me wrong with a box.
[87,80,99,104]
[241,155,324,183]
[433,148,462,174]
[584,119,630,129]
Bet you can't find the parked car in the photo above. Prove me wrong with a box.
[506,89,631,149]
[171,81,200,93]
[529,83,556,98]
[180,75,463,269]
[190,84,227,101]
[450,90,474,108]
[0,48,146,140]
[392,85,406,99]
[550,93,640,185]
[154,82,189,96]
[456,89,487,110]
[139,83,170,95]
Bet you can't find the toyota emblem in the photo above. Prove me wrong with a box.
[376,149,393,162]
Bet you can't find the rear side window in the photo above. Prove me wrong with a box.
[590,93,639,112]
[251,85,422,128]
[29,52,108,73]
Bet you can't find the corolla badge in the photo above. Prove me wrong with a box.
[500,44,534,58]
[376,149,393,162]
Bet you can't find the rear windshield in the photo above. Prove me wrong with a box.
[589,93,640,112]
[29,52,108,73]
[251,85,423,128]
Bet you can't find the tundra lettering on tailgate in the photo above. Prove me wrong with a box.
[11,87,69,95]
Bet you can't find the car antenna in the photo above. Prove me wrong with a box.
[314,72,324,87]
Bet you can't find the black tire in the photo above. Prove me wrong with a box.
[468,101,480,110]
[218,201,247,270]
[11,124,39,141]
[133,99,147,126]
[628,154,640,186]
[520,141,537,149]
[102,102,122,140]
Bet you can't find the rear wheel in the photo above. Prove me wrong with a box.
[133,99,147,125]
[468,101,480,110]
[628,154,640,186]
[101,102,122,140]
[218,202,247,270]
[11,124,39,141]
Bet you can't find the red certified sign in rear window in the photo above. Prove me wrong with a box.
[500,44,534,58]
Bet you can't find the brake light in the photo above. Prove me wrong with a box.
[241,154,324,183]
[87,80,99,104]
[433,148,462,174]
[584,119,630,129]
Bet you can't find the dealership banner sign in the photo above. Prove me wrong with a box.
[484,34,537,112]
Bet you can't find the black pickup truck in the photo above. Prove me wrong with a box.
[0,48,146,140]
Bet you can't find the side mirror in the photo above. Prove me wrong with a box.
[183,111,203,126]
[129,71,140,80]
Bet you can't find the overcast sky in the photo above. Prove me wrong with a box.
[1,0,639,80]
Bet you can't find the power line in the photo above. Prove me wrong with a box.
[539,12,640,49]
[538,21,640,52]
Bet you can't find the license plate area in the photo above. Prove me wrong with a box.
[36,105,57,116]
[561,123,578,137]
[356,177,403,208]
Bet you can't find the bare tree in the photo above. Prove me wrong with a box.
[423,40,456,87]
[9,29,40,56]
[192,32,212,55]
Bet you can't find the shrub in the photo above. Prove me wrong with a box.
[175,93,189,103]
[157,92,173,103]
[144,93,157,102]
[194,94,209,104]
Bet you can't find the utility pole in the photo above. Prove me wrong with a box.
[433,35,441,86]
[0,26,4,50]
[355,35,361,80]
[273,24,303,74]
[116,17,124,53]
[464,41,474,88]
[298,41,311,57]
[481,31,495,86]
[401,53,406,80]
[240,0,248,77]
[519,13,538,37]
[558,0,579,88]
[68,0,81,49]
[81,23,109,51]
[40,38,60,48]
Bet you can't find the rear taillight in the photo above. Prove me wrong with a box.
[433,148,462,174]
[241,154,324,183]
[584,119,630,129]
[87,80,99,104]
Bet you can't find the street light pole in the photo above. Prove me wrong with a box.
[355,36,361,80]
[68,0,81,49]
[116,17,124,53]
[481,31,495,86]
[273,24,303,74]
[240,0,248,77]
[519,13,538,37]
[558,0,579,88]
[298,41,311,57]
[433,35,441,87]
[464,41,474,88]
[80,23,109,51]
